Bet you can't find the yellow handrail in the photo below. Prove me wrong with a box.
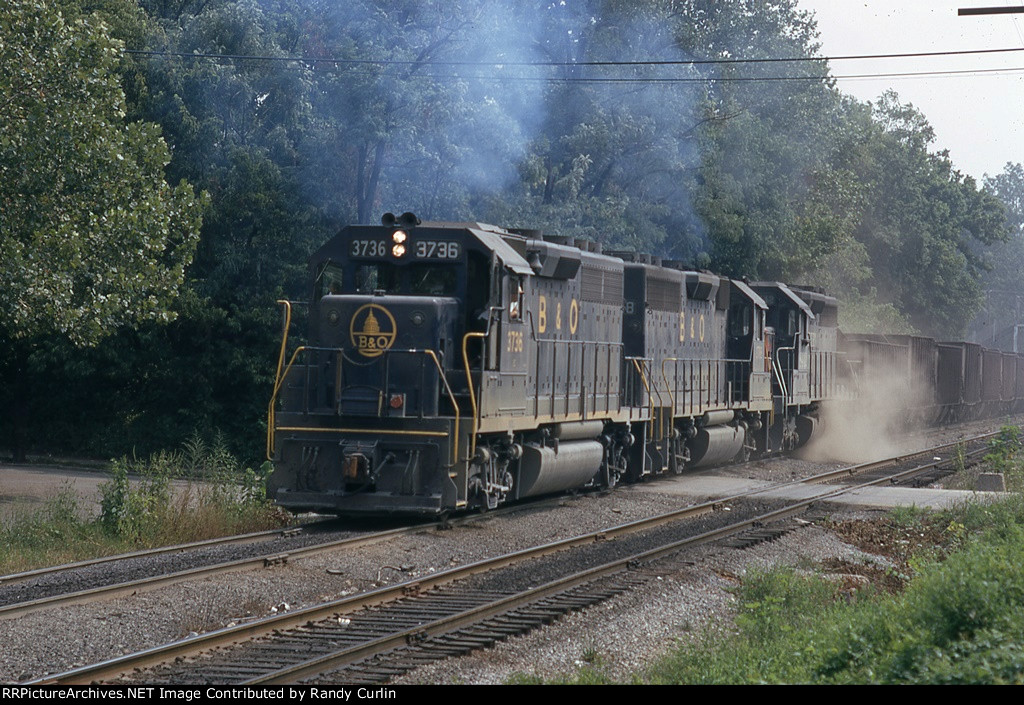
[631,358,657,438]
[266,300,293,460]
[420,349,460,467]
[661,358,681,419]
[462,332,487,461]
[266,344,308,460]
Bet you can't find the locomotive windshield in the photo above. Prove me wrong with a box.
[354,263,399,293]
[316,259,461,298]
[409,264,457,295]
[315,261,345,297]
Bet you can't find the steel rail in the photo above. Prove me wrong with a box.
[800,431,996,485]
[28,428,1005,685]
[0,494,570,622]
[9,426,982,592]
[0,525,311,587]
[0,525,415,622]
[247,435,1003,684]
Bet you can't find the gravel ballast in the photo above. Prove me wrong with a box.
[3,415,1018,684]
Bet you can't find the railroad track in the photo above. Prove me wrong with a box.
[7,429,984,619]
[0,453,831,620]
[0,495,574,621]
[0,523,316,587]
[809,433,994,486]
[26,429,1004,686]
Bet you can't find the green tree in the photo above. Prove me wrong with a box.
[0,0,204,346]
[985,162,1024,236]
[847,92,1006,337]
[37,0,329,460]
[970,163,1024,347]
[0,0,204,460]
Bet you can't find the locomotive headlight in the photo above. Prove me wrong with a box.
[392,243,407,257]
[392,230,407,244]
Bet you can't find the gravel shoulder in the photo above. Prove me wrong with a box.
[3,415,1020,684]
[390,510,891,685]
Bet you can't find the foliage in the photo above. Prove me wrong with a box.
[969,163,1024,346]
[836,289,917,335]
[100,451,175,540]
[0,485,110,574]
[983,425,1022,473]
[1,462,285,574]
[0,0,204,346]
[643,497,1024,685]
[3,0,1018,461]
[99,434,284,544]
[980,425,1024,491]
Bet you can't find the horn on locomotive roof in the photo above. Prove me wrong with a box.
[380,212,420,227]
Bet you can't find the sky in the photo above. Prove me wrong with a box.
[796,0,1024,181]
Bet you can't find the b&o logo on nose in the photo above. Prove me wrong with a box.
[350,304,397,358]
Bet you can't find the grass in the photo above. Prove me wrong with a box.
[653,496,1024,684]
[511,494,1024,685]
[0,435,289,575]
[981,425,1024,492]
[0,485,119,573]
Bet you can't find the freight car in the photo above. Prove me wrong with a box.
[837,334,1024,426]
[266,214,842,516]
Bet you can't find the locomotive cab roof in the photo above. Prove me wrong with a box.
[750,281,815,320]
[788,285,838,317]
[730,279,768,310]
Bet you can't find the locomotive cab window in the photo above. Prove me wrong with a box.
[508,276,524,321]
[354,263,398,293]
[466,251,492,331]
[315,262,344,298]
[787,309,798,338]
[728,302,754,361]
[729,303,751,338]
[409,264,457,296]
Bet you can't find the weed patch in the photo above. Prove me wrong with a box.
[2,437,288,573]
[646,497,1024,684]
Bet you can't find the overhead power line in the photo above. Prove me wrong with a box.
[959,5,1024,15]
[379,65,1024,84]
[121,50,1024,85]
[124,45,1024,68]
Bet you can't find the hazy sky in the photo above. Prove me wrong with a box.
[796,0,1024,181]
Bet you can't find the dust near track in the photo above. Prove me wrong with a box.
[2,414,1021,683]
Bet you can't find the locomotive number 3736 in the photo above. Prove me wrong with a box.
[414,240,460,259]
[349,239,461,259]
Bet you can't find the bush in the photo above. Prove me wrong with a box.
[649,497,1024,684]
[99,434,286,545]
[0,485,110,573]
[982,425,1024,491]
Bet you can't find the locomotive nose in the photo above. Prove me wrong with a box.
[318,294,460,418]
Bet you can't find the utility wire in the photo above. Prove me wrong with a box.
[122,48,1024,84]
[124,45,1024,68]
[123,55,1024,84]
[404,65,1024,83]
